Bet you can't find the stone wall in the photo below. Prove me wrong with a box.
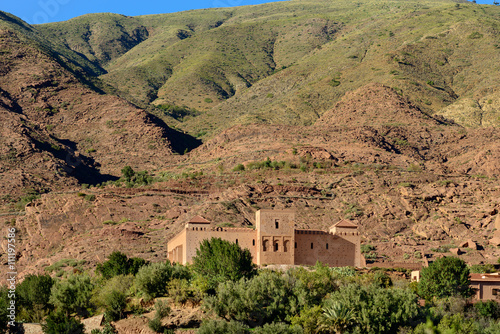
[294,230,356,266]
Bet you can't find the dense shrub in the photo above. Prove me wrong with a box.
[290,305,324,334]
[0,287,9,334]
[96,251,148,279]
[325,283,419,334]
[168,278,202,306]
[253,322,304,334]
[49,274,94,316]
[92,274,133,316]
[192,238,256,292]
[418,256,472,301]
[197,319,250,334]
[204,270,296,327]
[17,274,54,322]
[134,262,173,300]
[147,317,163,333]
[42,311,84,334]
[285,262,338,308]
[475,300,500,320]
[103,290,127,321]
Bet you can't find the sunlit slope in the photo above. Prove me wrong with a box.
[38,0,500,136]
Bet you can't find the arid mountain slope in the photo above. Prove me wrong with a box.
[5,82,500,277]
[0,1,499,278]
[0,26,199,201]
[36,0,500,137]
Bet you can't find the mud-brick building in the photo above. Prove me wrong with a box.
[167,209,361,267]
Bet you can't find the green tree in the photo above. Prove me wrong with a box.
[0,287,9,334]
[96,251,147,279]
[17,274,54,322]
[290,305,325,334]
[418,257,472,301]
[91,274,133,319]
[474,300,500,319]
[204,270,295,327]
[192,238,255,291]
[286,262,338,308]
[320,302,356,334]
[326,283,419,334]
[121,166,135,182]
[134,262,173,300]
[49,274,94,316]
[103,290,126,321]
[42,311,85,334]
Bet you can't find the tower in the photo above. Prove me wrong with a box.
[256,209,295,265]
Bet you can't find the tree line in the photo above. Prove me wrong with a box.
[1,238,500,333]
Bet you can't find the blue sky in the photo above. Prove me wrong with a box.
[2,0,285,25]
[1,0,495,25]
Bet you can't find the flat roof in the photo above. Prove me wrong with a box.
[470,273,500,282]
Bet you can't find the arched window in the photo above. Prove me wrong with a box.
[274,242,279,252]
[284,240,289,252]
[263,240,269,252]
[326,243,329,250]
[275,220,279,229]
[236,239,238,244]
[311,243,314,249]
[252,239,255,246]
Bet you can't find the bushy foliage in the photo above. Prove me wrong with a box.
[96,251,148,279]
[435,314,479,334]
[121,166,135,182]
[168,278,202,306]
[285,262,338,308]
[469,264,495,274]
[418,256,472,301]
[290,305,324,334]
[0,287,9,334]
[90,322,118,334]
[42,311,85,334]
[192,238,256,292]
[147,317,163,333]
[371,271,393,288]
[147,299,171,333]
[92,274,133,318]
[17,274,54,322]
[325,283,419,334]
[253,322,304,334]
[197,319,250,334]
[474,300,500,320]
[204,270,296,327]
[321,302,356,334]
[103,290,127,321]
[49,274,94,316]
[134,262,173,300]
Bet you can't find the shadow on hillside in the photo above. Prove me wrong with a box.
[147,113,203,154]
[32,137,118,186]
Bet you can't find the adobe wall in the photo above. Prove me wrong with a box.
[167,228,186,264]
[332,227,361,267]
[294,230,356,267]
[256,209,295,265]
[183,225,257,264]
[471,281,500,301]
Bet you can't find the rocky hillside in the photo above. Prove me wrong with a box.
[36,0,500,137]
[0,21,200,202]
[0,0,499,277]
